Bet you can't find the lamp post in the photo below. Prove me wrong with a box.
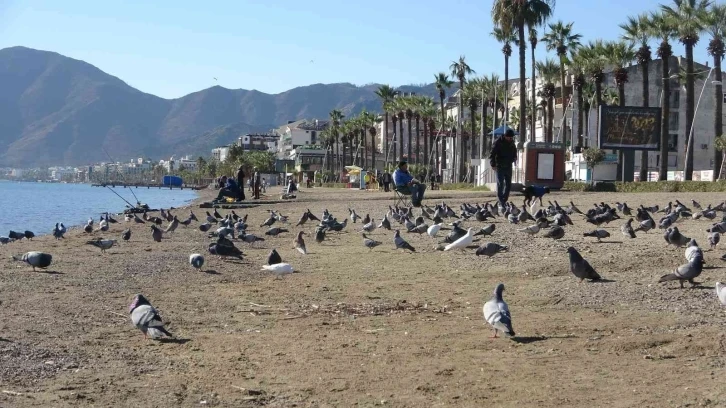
[683,67,715,179]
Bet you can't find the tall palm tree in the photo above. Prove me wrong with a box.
[621,14,653,182]
[463,83,480,175]
[434,72,454,174]
[542,21,582,147]
[412,96,423,165]
[419,97,437,170]
[390,110,398,164]
[575,41,608,147]
[536,58,560,142]
[492,0,555,147]
[329,110,344,175]
[662,0,711,180]
[450,56,475,181]
[568,51,586,150]
[605,40,636,181]
[396,98,405,162]
[647,11,678,180]
[375,85,396,171]
[706,4,726,177]
[404,96,415,163]
[491,27,517,123]
[529,27,539,140]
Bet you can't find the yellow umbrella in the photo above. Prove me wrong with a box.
[345,165,362,175]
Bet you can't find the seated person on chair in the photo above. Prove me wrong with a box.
[216,176,241,201]
[393,161,426,207]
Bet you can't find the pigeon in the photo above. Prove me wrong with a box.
[667,227,690,248]
[475,243,508,257]
[473,224,496,237]
[444,228,473,251]
[566,247,601,282]
[349,208,361,223]
[165,216,179,234]
[315,227,326,243]
[128,294,172,339]
[260,215,276,228]
[362,233,382,250]
[189,253,205,271]
[198,223,212,232]
[262,263,294,278]
[427,223,442,238]
[206,212,218,224]
[208,242,243,260]
[716,282,726,306]
[189,210,199,221]
[121,228,131,241]
[294,231,307,255]
[239,232,265,244]
[659,255,704,288]
[265,227,288,236]
[543,226,565,240]
[0,236,11,244]
[83,224,93,233]
[360,218,376,233]
[133,214,145,224]
[685,239,703,262]
[86,238,116,253]
[150,225,163,242]
[621,218,637,238]
[709,231,720,249]
[393,230,415,252]
[179,217,192,227]
[378,215,392,230]
[96,219,109,232]
[12,251,52,271]
[519,224,540,235]
[267,249,282,265]
[483,284,515,338]
[295,212,309,226]
[583,229,610,242]
[362,214,371,225]
[24,230,35,240]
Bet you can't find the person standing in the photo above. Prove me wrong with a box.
[489,128,518,207]
[236,165,246,201]
[253,167,261,199]
[382,171,392,192]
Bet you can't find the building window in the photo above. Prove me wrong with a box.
[670,90,680,109]
[311,131,316,143]
[668,134,678,152]
[668,154,678,167]
[669,115,679,131]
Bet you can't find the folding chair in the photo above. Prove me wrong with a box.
[393,186,412,207]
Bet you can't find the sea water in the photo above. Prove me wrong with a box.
[0,181,198,236]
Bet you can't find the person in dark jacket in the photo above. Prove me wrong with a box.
[489,128,518,207]
[236,166,246,201]
[216,176,241,201]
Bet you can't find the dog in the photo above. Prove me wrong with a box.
[522,185,551,207]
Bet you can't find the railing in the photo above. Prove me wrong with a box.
[480,166,525,185]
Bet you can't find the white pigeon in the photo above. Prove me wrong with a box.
[189,253,205,271]
[519,224,540,235]
[444,227,473,251]
[427,223,442,238]
[360,219,375,233]
[716,282,726,306]
[685,243,703,262]
[124,214,133,222]
[483,283,515,338]
[262,263,294,278]
[87,217,93,226]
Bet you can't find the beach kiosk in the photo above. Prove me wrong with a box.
[522,141,566,189]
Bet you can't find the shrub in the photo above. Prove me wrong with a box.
[563,180,726,193]
[439,183,490,191]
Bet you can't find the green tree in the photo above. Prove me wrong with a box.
[329,109,345,174]
[375,85,397,170]
[662,0,711,180]
[434,72,453,174]
[491,27,517,122]
[536,58,559,142]
[450,55,475,182]
[583,148,606,185]
[706,4,726,178]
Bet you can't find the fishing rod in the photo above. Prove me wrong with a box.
[100,146,142,206]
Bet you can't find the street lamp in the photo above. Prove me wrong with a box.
[683,67,715,177]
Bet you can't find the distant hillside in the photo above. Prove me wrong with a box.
[0,46,439,166]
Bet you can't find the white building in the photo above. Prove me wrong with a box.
[212,146,230,162]
[238,133,278,153]
[276,119,328,158]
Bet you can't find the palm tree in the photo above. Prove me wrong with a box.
[706,4,726,177]
[450,55,475,182]
[491,27,517,123]
[404,96,414,163]
[463,83,480,176]
[492,0,555,147]
[568,52,586,150]
[390,110,398,164]
[529,27,539,139]
[621,13,653,182]
[419,97,437,171]
[605,40,636,180]
[575,42,608,148]
[536,58,560,142]
[542,21,582,147]
[647,11,678,180]
[396,98,405,162]
[662,0,711,180]
[434,72,454,174]
[329,109,344,175]
[412,96,423,165]
[375,85,396,170]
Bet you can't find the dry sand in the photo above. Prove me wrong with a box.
[1,186,726,407]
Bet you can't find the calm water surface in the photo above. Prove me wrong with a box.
[0,181,198,236]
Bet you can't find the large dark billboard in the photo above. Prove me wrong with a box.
[598,106,662,150]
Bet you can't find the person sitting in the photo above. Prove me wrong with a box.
[393,161,426,207]
[216,176,241,202]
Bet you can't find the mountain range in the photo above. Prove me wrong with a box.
[0,46,439,167]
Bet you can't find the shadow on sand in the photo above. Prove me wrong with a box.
[36,270,64,275]
[514,335,548,344]
[158,338,191,345]
[203,269,220,275]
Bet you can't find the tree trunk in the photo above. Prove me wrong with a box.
[415,117,421,165]
[616,82,625,182]
[483,107,489,155]
[660,52,671,180]
[640,60,650,182]
[517,23,527,146]
[423,121,429,170]
[458,85,465,182]
[439,98,446,173]
[577,79,584,148]
[382,113,388,170]
[335,132,340,176]
[372,130,377,173]
[684,43,695,180]
[720,150,726,179]
[715,54,723,178]
[531,46,537,141]
[504,54,509,126]
[398,116,404,162]
[560,63,567,146]
[407,118,413,164]
[595,79,603,146]
[547,97,554,143]
[363,129,368,169]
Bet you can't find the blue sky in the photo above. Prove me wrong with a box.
[0,0,715,99]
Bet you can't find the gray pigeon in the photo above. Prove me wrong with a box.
[583,229,610,242]
[566,247,601,282]
[13,251,52,271]
[295,212,309,226]
[150,225,163,242]
[378,215,392,230]
[128,294,172,340]
[294,231,307,254]
[474,224,496,237]
[86,238,117,253]
[198,223,212,232]
[265,227,288,236]
[709,231,720,249]
[475,243,508,257]
[0,236,11,244]
[543,226,565,240]
[189,253,205,271]
[482,283,514,338]
[362,233,382,250]
[267,249,282,265]
[621,218,636,238]
[165,216,179,233]
[667,227,690,248]
[659,255,704,288]
[315,227,326,243]
[393,230,416,252]
[121,228,131,241]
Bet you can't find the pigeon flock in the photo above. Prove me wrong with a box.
[5,195,726,344]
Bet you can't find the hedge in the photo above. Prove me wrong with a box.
[439,183,490,191]
[563,180,726,193]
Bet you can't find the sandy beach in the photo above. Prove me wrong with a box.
[1,186,726,407]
